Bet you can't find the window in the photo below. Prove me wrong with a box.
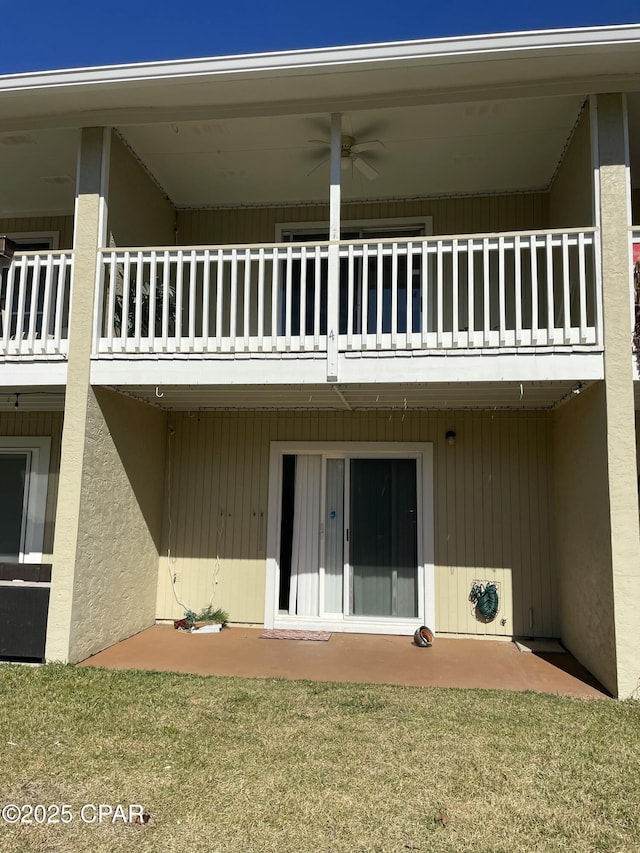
[0,232,60,342]
[276,218,432,338]
[0,438,50,563]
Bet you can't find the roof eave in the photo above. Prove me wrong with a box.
[1,23,639,92]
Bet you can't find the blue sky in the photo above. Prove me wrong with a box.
[2,0,639,74]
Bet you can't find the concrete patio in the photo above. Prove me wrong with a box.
[79,625,609,699]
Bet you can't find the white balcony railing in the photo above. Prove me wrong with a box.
[95,228,600,357]
[1,252,73,358]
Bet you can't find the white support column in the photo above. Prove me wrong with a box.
[326,112,341,382]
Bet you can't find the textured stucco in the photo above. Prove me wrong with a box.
[555,95,640,699]
[67,387,166,661]
[596,95,640,699]
[553,384,618,691]
[108,133,175,247]
[47,128,108,662]
[47,129,169,663]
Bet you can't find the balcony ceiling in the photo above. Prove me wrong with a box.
[0,127,78,217]
[118,96,585,207]
[111,381,590,412]
[0,95,588,216]
[0,381,594,413]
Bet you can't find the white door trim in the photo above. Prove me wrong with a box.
[265,440,435,635]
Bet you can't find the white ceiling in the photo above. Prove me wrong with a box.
[0,94,587,215]
[0,381,591,413]
[111,381,589,411]
[1,92,639,218]
[118,96,585,207]
[0,127,77,216]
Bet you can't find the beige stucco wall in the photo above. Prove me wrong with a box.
[176,192,550,245]
[0,410,63,561]
[157,409,558,639]
[548,105,594,228]
[65,387,166,660]
[596,94,640,699]
[47,128,107,663]
[553,383,618,690]
[107,132,176,247]
[48,129,167,663]
[553,95,640,699]
[0,215,74,249]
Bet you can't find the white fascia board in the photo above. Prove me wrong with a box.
[0,24,639,92]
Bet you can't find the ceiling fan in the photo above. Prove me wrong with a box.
[307,134,384,180]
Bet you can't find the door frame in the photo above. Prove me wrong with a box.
[265,440,434,635]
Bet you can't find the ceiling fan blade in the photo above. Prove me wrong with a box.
[308,138,331,147]
[306,156,329,176]
[351,139,384,154]
[354,156,379,180]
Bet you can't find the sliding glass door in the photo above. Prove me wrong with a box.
[279,453,419,621]
[349,458,417,618]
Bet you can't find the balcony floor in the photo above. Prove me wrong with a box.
[79,624,608,699]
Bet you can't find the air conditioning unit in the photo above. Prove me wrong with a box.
[0,563,51,662]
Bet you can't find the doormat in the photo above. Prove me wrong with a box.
[259,629,332,642]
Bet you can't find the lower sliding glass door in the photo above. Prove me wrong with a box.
[349,458,417,618]
[279,453,418,621]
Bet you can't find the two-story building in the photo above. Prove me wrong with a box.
[1,24,639,697]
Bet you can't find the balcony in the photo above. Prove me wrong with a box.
[0,251,73,384]
[92,227,602,387]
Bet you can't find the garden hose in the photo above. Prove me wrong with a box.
[469,582,499,621]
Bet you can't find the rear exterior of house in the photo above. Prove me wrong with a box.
[1,26,640,697]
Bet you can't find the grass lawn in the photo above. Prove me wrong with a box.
[0,664,639,853]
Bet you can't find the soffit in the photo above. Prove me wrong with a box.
[112,381,588,411]
[0,28,639,131]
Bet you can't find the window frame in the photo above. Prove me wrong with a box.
[275,216,432,243]
[7,232,59,250]
[0,437,51,563]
